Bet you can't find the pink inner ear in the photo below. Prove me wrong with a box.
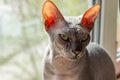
[81,18,94,31]
[42,1,56,31]
[44,16,55,31]
[81,4,100,31]
[82,18,88,27]
[42,1,64,31]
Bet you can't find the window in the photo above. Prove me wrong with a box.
[91,0,118,62]
[117,1,120,57]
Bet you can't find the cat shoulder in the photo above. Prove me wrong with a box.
[86,42,114,69]
[86,43,115,80]
[86,42,110,58]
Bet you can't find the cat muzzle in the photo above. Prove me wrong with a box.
[73,51,80,55]
[72,51,81,59]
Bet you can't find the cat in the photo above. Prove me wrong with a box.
[42,1,116,80]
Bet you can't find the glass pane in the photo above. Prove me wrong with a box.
[116,3,120,80]
[0,0,88,80]
[117,8,120,55]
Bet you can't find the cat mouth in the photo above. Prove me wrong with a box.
[71,52,85,60]
[64,52,85,61]
[72,54,79,59]
[65,56,78,61]
[59,51,85,61]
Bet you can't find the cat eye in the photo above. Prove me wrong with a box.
[82,35,89,42]
[59,34,69,41]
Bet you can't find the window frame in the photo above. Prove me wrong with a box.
[90,0,118,63]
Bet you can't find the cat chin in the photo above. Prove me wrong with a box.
[62,56,78,61]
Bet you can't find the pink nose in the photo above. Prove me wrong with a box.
[73,51,80,55]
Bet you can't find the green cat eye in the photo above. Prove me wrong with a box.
[82,35,89,42]
[59,34,69,41]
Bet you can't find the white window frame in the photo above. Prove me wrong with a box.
[89,0,118,63]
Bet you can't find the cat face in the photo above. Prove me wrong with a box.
[42,1,100,60]
[52,18,90,59]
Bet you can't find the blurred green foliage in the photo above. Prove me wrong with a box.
[52,0,88,15]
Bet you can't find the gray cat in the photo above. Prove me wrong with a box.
[42,1,116,80]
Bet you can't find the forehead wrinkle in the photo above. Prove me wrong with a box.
[69,27,86,41]
[68,28,79,40]
[64,16,82,29]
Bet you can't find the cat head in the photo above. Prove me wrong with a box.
[42,1,100,60]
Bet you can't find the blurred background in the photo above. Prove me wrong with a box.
[0,0,119,80]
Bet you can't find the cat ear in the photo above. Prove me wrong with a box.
[42,1,65,31]
[81,4,100,31]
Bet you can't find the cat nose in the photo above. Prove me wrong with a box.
[73,51,80,55]
[71,42,82,53]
